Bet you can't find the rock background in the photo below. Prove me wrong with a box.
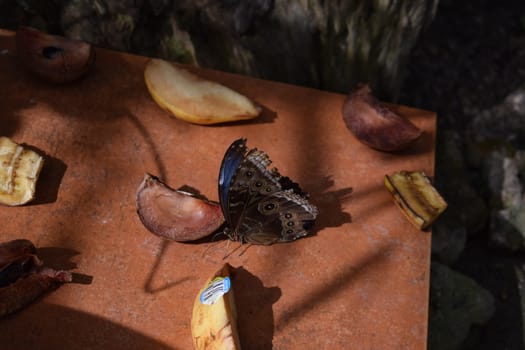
[1,0,525,349]
[401,0,525,348]
[0,0,437,99]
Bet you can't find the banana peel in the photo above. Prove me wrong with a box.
[384,171,447,230]
[0,137,44,206]
[191,263,241,350]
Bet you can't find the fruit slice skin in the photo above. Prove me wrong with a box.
[0,239,72,318]
[342,84,423,151]
[191,264,241,350]
[16,26,95,84]
[136,173,225,242]
[0,137,44,206]
[384,171,447,230]
[144,59,261,125]
[0,239,39,287]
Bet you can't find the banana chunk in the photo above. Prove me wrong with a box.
[191,263,241,350]
[384,171,447,230]
[0,137,44,206]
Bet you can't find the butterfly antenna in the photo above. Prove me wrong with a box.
[200,227,231,258]
[201,239,227,258]
[222,239,234,260]
[211,229,227,241]
[222,240,244,260]
[238,243,252,257]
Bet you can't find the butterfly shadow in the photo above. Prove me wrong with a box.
[307,175,353,234]
[233,266,282,350]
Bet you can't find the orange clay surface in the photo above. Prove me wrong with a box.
[0,29,435,349]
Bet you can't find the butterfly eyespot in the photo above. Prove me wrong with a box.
[258,200,279,214]
[285,213,292,219]
[246,170,253,177]
[264,203,275,211]
[255,181,263,187]
[265,187,272,192]
[287,221,294,226]
[286,229,294,234]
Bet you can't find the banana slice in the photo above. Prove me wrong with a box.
[384,171,447,230]
[191,263,241,350]
[0,137,44,206]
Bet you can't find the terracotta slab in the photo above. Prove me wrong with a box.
[0,29,435,349]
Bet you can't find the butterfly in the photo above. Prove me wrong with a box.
[218,138,319,245]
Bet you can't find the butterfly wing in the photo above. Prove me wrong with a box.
[225,147,281,243]
[218,138,247,226]
[237,190,318,244]
[221,141,318,244]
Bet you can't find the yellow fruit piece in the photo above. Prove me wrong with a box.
[0,137,44,206]
[384,171,447,230]
[144,59,261,125]
[191,264,241,350]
